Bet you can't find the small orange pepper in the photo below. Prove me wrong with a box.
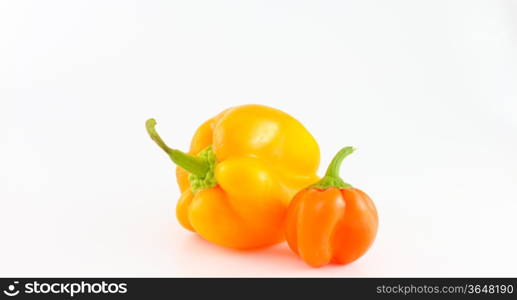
[285,147,378,267]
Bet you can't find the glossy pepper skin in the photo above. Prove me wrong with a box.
[285,147,378,267]
[146,105,320,249]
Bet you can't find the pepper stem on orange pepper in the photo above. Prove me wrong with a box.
[310,146,355,189]
[146,118,209,177]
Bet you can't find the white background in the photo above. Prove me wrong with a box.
[1,0,516,277]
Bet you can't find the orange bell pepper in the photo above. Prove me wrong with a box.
[285,147,378,267]
[146,104,320,249]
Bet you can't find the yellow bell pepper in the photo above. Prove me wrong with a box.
[146,104,320,249]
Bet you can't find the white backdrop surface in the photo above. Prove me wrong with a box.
[1,0,516,276]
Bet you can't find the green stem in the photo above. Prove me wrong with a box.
[310,146,355,189]
[145,118,209,177]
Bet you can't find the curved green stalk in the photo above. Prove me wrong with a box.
[146,119,217,192]
[310,146,355,189]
